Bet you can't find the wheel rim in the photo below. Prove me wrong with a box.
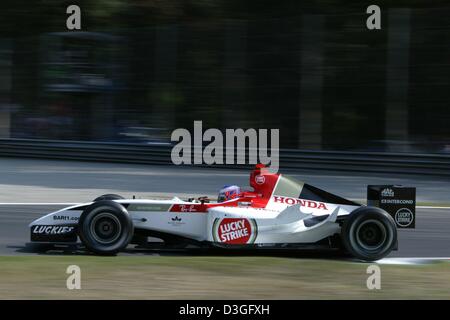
[90,212,122,244]
[355,219,387,251]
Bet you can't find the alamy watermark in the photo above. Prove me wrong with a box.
[66,5,81,30]
[366,5,381,30]
[64,5,380,31]
[171,121,279,173]
[66,265,81,290]
[366,264,381,290]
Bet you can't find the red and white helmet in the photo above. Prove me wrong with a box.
[217,185,241,202]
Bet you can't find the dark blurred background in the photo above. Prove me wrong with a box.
[0,0,449,152]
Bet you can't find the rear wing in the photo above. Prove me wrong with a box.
[367,185,416,228]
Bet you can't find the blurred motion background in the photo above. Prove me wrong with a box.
[0,0,449,153]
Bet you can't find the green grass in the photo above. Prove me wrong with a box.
[0,256,449,299]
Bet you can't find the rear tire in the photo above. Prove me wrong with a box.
[78,200,133,255]
[341,207,397,261]
[93,194,124,202]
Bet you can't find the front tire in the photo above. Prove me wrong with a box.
[78,200,133,255]
[341,207,397,261]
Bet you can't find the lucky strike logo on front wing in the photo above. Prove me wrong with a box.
[213,218,257,244]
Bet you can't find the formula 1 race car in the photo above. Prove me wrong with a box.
[29,164,415,261]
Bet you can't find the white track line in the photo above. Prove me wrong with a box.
[0,203,78,206]
[417,206,450,209]
[376,257,450,265]
[382,257,450,260]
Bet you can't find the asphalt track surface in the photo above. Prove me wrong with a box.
[0,158,449,257]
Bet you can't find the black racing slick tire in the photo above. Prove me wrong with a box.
[78,200,133,255]
[341,207,397,262]
[93,194,124,202]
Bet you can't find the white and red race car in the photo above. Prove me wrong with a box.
[29,164,403,261]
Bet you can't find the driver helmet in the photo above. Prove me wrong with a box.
[218,185,241,202]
